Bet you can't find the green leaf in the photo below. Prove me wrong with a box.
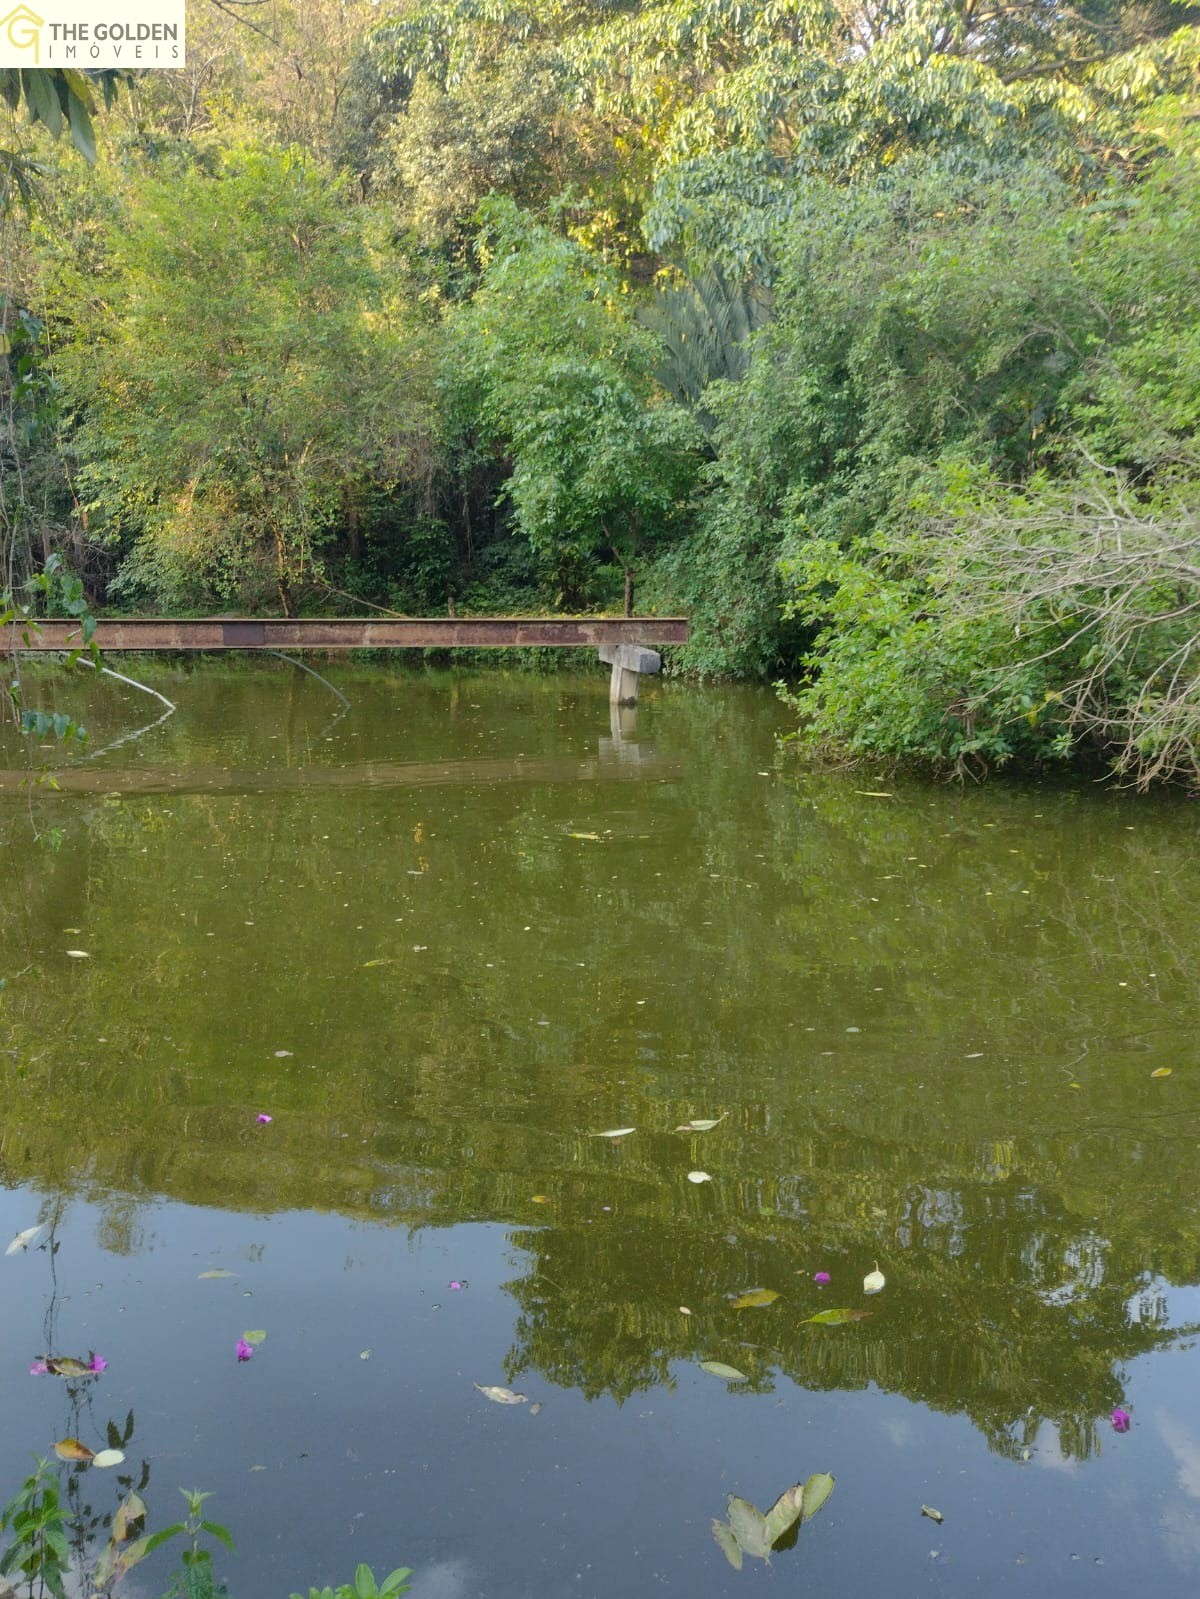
[803,1308,873,1325]
[200,1520,236,1552]
[24,71,62,138]
[65,86,96,164]
[699,1360,748,1380]
[711,1519,743,1569]
[725,1496,772,1560]
[801,1472,836,1521]
[762,1485,804,1546]
[139,1522,188,1556]
[241,1329,267,1344]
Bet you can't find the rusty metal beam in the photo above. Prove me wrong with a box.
[2,616,690,652]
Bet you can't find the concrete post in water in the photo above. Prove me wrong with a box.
[598,642,661,706]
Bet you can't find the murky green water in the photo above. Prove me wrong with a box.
[3,661,1200,1597]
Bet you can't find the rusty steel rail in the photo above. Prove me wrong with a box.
[3,616,690,652]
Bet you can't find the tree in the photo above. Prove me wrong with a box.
[46,146,433,613]
[449,201,703,612]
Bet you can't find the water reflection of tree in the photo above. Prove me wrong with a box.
[4,674,1200,1462]
[491,1141,1192,1461]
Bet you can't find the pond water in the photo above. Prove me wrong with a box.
[3,661,1200,1599]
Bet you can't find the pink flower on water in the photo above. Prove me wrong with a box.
[256,1113,272,1125]
[236,1338,254,1362]
[88,1354,107,1373]
[29,1361,48,1376]
[448,1280,466,1291]
[814,1272,831,1286]
[1111,1407,1131,1432]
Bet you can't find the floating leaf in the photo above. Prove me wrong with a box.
[590,1127,636,1139]
[853,791,893,798]
[101,1534,153,1585]
[711,1519,744,1570]
[679,1306,692,1316]
[921,1505,944,1523]
[198,1269,237,1280]
[863,1263,886,1295]
[6,1224,45,1256]
[531,1194,551,1204]
[529,1401,543,1416]
[112,1492,146,1543]
[241,1329,267,1345]
[54,1438,94,1463]
[92,1449,125,1469]
[726,1497,773,1560]
[45,1356,94,1377]
[473,1383,528,1405]
[687,1171,713,1184]
[360,1349,372,1360]
[1151,1067,1172,1079]
[675,1115,727,1132]
[762,1486,805,1546]
[362,959,393,968]
[700,1360,748,1380]
[728,1289,780,1310]
[65,950,90,958]
[568,832,604,842]
[803,1308,872,1326]
[801,1473,836,1521]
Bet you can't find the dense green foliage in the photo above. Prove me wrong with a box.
[4,1,1200,777]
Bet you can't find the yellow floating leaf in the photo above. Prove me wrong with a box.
[728,1288,780,1310]
[1151,1067,1172,1078]
[54,1438,94,1463]
[112,1492,146,1543]
[45,1356,93,1377]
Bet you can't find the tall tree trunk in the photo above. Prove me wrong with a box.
[272,525,295,617]
[343,484,361,563]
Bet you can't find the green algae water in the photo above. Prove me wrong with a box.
[3,661,1200,1597]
